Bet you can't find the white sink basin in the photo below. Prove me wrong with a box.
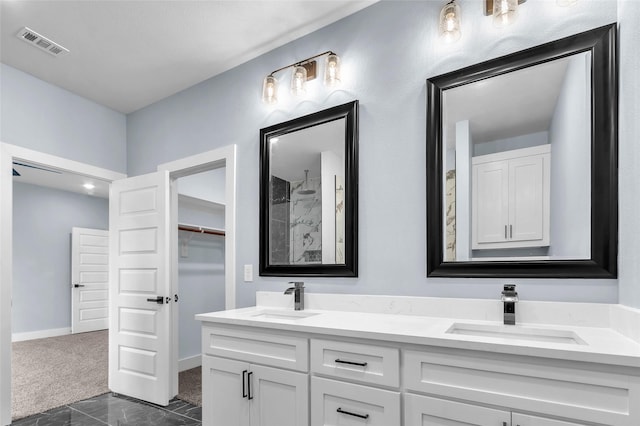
[446,322,587,345]
[249,309,320,321]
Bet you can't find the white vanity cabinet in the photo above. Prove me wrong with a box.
[199,312,640,426]
[200,325,309,426]
[472,145,550,250]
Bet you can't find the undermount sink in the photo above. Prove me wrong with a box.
[249,309,320,321]
[446,322,587,345]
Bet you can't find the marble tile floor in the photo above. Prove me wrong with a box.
[11,393,202,426]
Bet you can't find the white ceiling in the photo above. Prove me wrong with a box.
[12,160,111,198]
[443,52,583,150]
[1,0,376,114]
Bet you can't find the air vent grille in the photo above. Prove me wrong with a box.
[16,27,69,57]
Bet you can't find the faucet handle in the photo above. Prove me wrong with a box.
[289,281,304,288]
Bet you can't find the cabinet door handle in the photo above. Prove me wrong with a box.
[247,371,253,400]
[505,225,507,239]
[242,370,248,398]
[335,359,368,367]
[337,407,369,419]
[510,224,513,239]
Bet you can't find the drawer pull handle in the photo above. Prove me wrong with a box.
[335,358,368,367]
[337,407,369,419]
[247,371,253,400]
[242,370,248,398]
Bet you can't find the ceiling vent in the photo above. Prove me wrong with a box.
[16,27,69,57]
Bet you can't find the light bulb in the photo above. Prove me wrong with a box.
[493,0,518,28]
[290,65,307,96]
[324,54,341,87]
[439,1,461,43]
[261,75,278,105]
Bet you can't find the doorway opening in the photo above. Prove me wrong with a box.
[0,143,125,424]
[174,167,227,406]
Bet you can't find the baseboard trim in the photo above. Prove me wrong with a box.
[179,355,202,372]
[12,327,71,342]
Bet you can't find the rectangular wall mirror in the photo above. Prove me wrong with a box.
[426,24,617,278]
[260,100,358,277]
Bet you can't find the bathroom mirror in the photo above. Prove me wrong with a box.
[426,24,617,278]
[260,100,358,277]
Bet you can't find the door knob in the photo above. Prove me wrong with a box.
[146,296,164,304]
[73,284,85,288]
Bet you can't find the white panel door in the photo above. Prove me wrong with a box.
[251,364,308,426]
[71,227,109,333]
[109,171,173,406]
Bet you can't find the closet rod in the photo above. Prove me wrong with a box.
[178,224,225,237]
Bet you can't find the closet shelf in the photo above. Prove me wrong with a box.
[178,223,225,237]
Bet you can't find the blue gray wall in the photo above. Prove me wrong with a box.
[618,0,640,309]
[12,182,108,334]
[0,64,126,173]
[127,1,626,307]
[178,196,225,361]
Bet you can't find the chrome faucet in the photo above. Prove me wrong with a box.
[501,284,518,325]
[284,282,305,311]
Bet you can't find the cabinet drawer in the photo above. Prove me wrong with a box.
[405,393,510,426]
[310,338,399,387]
[311,376,400,426]
[202,325,308,372]
[403,349,639,426]
[513,413,589,426]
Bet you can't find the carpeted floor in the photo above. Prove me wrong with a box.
[11,330,109,420]
[178,366,202,407]
[12,330,203,420]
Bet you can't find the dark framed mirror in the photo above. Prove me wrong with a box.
[260,100,358,277]
[427,24,617,278]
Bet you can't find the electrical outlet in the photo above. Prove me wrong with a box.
[244,264,253,282]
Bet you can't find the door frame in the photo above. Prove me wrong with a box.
[0,142,126,425]
[158,144,237,396]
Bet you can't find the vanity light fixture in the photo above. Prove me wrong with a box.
[484,0,525,27]
[439,0,462,43]
[261,51,340,104]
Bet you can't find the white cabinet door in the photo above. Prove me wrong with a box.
[109,171,173,406]
[251,364,308,426]
[512,413,588,426]
[71,227,109,333]
[405,393,510,426]
[473,160,509,245]
[472,146,550,250]
[312,376,400,426]
[509,155,544,243]
[202,356,251,426]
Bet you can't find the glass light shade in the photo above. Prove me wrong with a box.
[290,65,307,96]
[556,0,577,6]
[493,0,518,28]
[439,1,461,43]
[324,54,341,87]
[261,75,278,105]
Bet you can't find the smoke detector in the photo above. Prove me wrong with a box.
[16,27,69,57]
